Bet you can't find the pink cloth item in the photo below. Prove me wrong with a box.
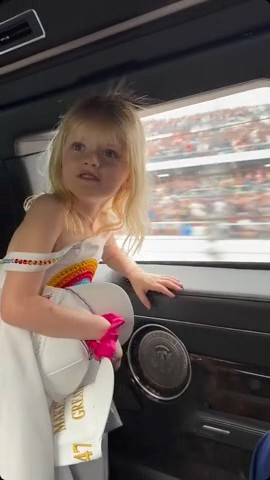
[85,313,125,360]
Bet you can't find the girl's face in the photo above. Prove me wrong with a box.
[61,122,130,202]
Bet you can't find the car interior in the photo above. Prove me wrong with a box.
[0,0,270,479]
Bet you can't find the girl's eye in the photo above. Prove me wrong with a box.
[102,149,118,159]
[71,142,85,152]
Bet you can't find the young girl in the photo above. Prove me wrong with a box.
[0,93,182,480]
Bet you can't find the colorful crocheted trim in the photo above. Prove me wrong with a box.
[47,259,98,288]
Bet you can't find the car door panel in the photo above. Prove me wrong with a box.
[94,266,270,480]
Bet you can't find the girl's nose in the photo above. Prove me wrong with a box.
[84,151,99,167]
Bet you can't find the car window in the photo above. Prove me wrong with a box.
[135,81,270,263]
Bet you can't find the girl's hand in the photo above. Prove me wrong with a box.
[111,340,123,371]
[128,271,183,310]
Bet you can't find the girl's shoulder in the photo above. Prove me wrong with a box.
[25,193,66,214]
[6,194,67,254]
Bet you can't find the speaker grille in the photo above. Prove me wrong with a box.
[128,325,191,401]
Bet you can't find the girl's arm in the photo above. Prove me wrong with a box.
[102,234,183,309]
[102,234,142,280]
[1,195,109,339]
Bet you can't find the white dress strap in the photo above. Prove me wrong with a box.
[0,246,72,272]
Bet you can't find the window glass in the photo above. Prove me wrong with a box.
[137,84,270,262]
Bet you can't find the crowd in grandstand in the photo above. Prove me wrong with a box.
[143,103,270,239]
[143,105,270,160]
[148,164,270,238]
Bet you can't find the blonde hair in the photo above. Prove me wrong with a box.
[25,93,148,253]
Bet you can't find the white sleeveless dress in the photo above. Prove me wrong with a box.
[0,236,119,480]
